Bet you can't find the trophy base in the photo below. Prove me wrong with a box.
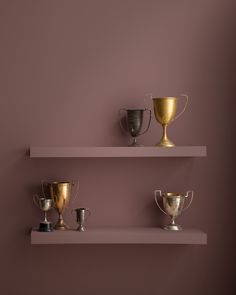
[54,219,70,230]
[128,143,143,147]
[156,139,175,147]
[128,137,143,147]
[38,222,53,232]
[164,224,182,231]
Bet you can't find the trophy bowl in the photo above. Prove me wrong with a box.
[49,181,73,230]
[33,196,53,232]
[154,190,193,230]
[119,108,151,146]
[72,207,91,232]
[152,95,188,147]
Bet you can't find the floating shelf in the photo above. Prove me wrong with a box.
[31,228,207,245]
[29,146,207,158]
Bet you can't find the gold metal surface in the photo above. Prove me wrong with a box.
[152,95,188,147]
[49,181,72,230]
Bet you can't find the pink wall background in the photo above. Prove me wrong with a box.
[0,0,235,294]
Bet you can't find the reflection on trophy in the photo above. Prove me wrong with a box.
[33,195,53,232]
[152,95,188,147]
[48,181,75,230]
[72,208,91,232]
[119,108,151,146]
[154,190,194,230]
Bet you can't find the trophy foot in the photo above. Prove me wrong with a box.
[156,138,175,147]
[164,224,182,231]
[38,222,53,232]
[77,226,85,232]
[128,137,143,147]
[128,142,143,147]
[54,219,70,230]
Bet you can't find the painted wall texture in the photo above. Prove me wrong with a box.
[0,1,235,294]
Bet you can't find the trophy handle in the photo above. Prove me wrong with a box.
[145,93,153,100]
[41,180,49,199]
[119,108,128,133]
[183,190,194,212]
[85,208,91,220]
[154,190,167,215]
[139,109,152,135]
[172,94,188,122]
[71,208,76,220]
[71,180,80,205]
[33,195,40,207]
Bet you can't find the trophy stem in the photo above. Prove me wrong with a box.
[164,218,182,231]
[54,213,69,230]
[170,218,175,225]
[157,124,175,147]
[44,211,47,222]
[133,137,137,145]
[129,137,142,147]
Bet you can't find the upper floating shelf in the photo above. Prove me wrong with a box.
[30,146,207,158]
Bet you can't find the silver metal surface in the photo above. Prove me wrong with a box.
[154,190,194,231]
[72,208,91,232]
[33,195,53,232]
[119,108,151,146]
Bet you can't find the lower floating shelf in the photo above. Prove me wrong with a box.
[31,227,207,245]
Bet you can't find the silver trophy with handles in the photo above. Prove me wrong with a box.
[154,190,194,230]
[33,195,54,232]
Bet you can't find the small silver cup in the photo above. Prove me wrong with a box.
[72,208,91,231]
[33,195,53,232]
[154,190,193,230]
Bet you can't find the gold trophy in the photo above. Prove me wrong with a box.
[154,190,193,230]
[152,94,188,147]
[47,181,78,230]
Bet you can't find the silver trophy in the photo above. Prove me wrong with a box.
[72,208,91,231]
[154,190,194,230]
[33,195,54,232]
[119,108,151,146]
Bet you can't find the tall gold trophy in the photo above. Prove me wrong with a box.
[152,94,188,147]
[48,181,75,230]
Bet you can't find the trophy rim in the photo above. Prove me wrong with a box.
[162,192,185,198]
[126,108,146,111]
[152,96,177,100]
[51,181,71,185]
[74,207,87,211]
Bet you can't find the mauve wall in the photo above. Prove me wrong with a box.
[0,1,235,294]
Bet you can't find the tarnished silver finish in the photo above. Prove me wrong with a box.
[33,195,53,232]
[154,190,193,230]
[72,208,91,232]
[119,108,151,146]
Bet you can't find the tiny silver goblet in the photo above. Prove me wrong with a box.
[72,208,91,232]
